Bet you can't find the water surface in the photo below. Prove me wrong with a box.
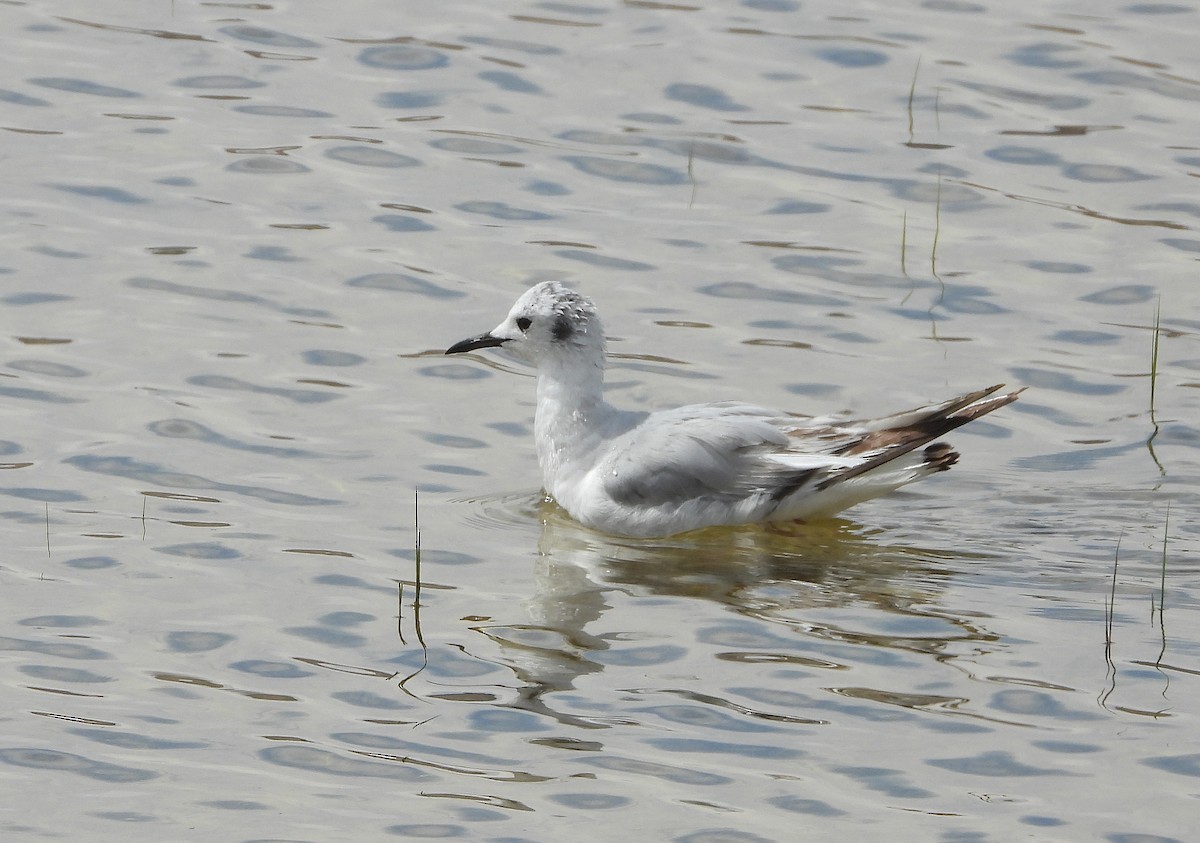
[3,1,1199,841]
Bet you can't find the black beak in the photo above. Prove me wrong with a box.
[445,333,507,355]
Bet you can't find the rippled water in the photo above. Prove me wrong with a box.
[4,1,1199,841]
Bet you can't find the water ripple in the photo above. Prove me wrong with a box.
[259,745,432,781]
[0,747,156,782]
[65,455,340,506]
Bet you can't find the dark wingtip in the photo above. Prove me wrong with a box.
[955,385,1024,421]
[817,385,1018,491]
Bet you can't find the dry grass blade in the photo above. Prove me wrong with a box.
[1146,299,1165,475]
[398,490,429,696]
[907,57,921,143]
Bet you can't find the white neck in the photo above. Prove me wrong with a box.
[533,352,611,494]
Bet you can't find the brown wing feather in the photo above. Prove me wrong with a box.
[814,386,1023,491]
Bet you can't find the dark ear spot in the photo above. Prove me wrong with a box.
[552,315,574,341]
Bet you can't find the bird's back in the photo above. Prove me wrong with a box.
[562,386,1020,537]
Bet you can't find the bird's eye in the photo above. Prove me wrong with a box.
[516,317,532,332]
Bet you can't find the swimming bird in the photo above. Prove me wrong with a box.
[445,281,1020,538]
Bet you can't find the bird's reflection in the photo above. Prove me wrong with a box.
[472,497,999,728]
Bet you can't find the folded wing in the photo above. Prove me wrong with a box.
[599,386,1022,514]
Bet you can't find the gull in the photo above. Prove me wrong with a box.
[445,281,1021,538]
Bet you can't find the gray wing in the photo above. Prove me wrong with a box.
[599,385,1023,511]
[600,403,845,507]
